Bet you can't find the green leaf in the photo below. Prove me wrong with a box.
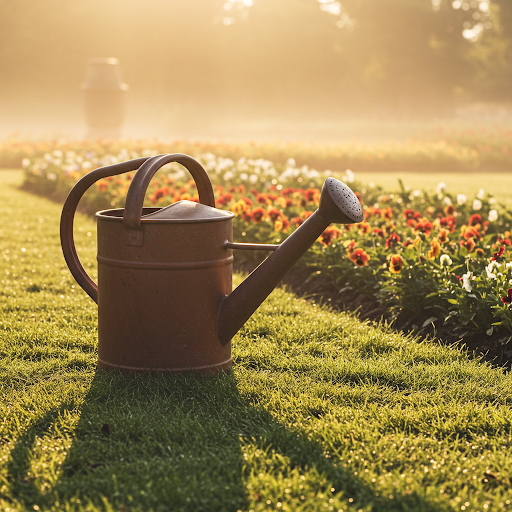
[447,299,458,305]
[422,316,438,328]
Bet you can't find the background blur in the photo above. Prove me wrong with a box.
[1,0,511,141]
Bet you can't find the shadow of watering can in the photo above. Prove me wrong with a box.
[60,154,364,374]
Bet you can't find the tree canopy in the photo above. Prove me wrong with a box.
[0,0,510,122]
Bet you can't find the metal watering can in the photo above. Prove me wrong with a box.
[60,154,364,373]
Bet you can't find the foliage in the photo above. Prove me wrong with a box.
[2,171,512,511]
[19,145,512,350]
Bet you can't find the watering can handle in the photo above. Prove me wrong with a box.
[61,157,154,304]
[123,154,215,246]
[61,154,215,304]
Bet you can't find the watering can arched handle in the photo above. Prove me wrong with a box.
[122,154,215,246]
[61,157,151,304]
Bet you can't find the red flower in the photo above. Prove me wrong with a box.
[493,246,506,261]
[291,216,303,227]
[305,188,319,202]
[320,226,341,245]
[373,228,384,238]
[267,208,283,221]
[468,214,482,226]
[256,193,270,205]
[502,289,512,304]
[250,207,266,222]
[415,219,433,235]
[150,187,169,204]
[385,233,401,249]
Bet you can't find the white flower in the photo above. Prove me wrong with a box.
[240,173,248,181]
[462,271,473,292]
[21,158,31,168]
[477,188,485,200]
[457,194,467,205]
[47,172,57,181]
[472,199,482,211]
[443,197,452,206]
[488,209,498,222]
[286,158,296,167]
[489,197,497,205]
[485,262,498,280]
[249,174,258,184]
[344,169,355,183]
[506,262,512,269]
[223,171,234,181]
[436,182,446,194]
[440,254,452,266]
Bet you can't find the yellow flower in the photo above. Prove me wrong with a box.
[428,238,441,259]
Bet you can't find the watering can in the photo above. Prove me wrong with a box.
[60,154,364,373]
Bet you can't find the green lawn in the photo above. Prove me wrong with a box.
[1,169,512,511]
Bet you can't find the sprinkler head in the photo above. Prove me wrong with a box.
[318,177,364,225]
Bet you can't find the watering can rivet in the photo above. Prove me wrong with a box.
[60,153,363,375]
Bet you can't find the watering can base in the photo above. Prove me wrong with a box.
[97,356,232,375]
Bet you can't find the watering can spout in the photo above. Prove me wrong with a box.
[217,177,364,344]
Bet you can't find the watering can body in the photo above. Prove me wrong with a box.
[96,202,234,372]
[60,153,364,374]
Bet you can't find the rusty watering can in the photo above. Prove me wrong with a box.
[60,154,364,374]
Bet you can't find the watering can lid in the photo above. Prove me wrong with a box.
[141,200,234,222]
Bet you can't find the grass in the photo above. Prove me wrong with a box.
[1,169,512,511]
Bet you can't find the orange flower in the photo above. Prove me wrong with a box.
[344,239,357,254]
[349,248,370,266]
[460,237,476,253]
[444,204,456,216]
[428,238,441,259]
[438,228,449,243]
[320,226,341,245]
[359,221,372,235]
[382,207,393,220]
[389,254,403,273]
[462,226,480,240]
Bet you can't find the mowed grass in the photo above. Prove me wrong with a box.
[354,172,512,209]
[1,169,512,511]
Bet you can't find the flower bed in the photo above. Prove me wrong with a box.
[21,147,512,354]
[3,126,512,171]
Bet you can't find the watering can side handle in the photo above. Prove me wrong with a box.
[60,157,151,304]
[123,154,215,244]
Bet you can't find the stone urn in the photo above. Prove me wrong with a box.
[82,58,128,139]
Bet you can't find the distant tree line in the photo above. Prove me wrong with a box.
[0,0,511,120]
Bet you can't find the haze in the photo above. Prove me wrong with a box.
[1,0,511,141]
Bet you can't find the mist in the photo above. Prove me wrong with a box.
[1,0,511,141]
